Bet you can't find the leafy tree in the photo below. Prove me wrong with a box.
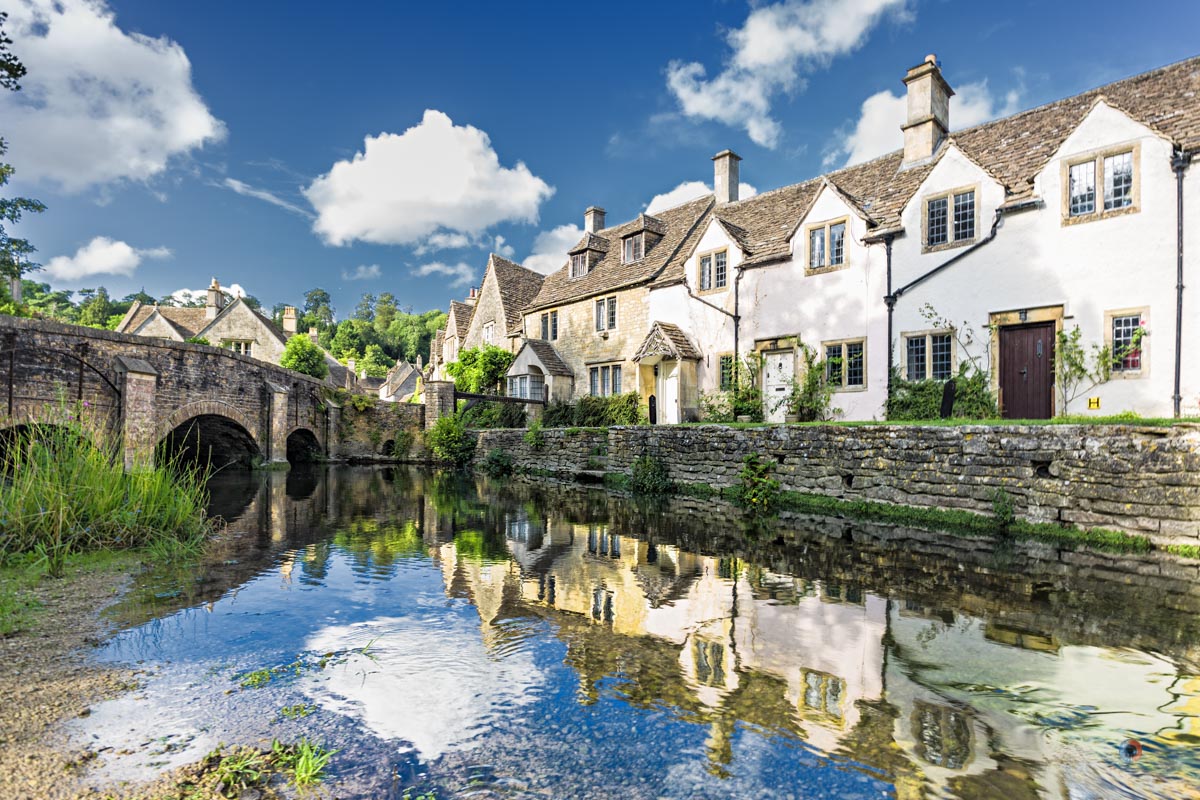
[280,334,329,379]
[374,292,398,332]
[122,290,156,305]
[77,287,114,328]
[353,292,376,322]
[303,288,335,328]
[330,320,367,361]
[446,345,516,393]
[359,343,392,378]
[0,13,46,286]
[386,309,447,363]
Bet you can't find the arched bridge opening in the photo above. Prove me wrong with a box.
[158,414,261,472]
[286,428,322,464]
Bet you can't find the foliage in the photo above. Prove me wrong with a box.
[523,419,545,450]
[390,428,415,458]
[786,342,837,421]
[0,15,45,287]
[184,336,211,346]
[359,343,392,378]
[629,454,673,495]
[279,703,314,720]
[0,412,213,575]
[211,747,266,793]
[991,488,1016,533]
[1165,544,1200,559]
[1055,324,1143,415]
[700,354,763,422]
[543,393,641,427]
[426,414,476,468]
[271,738,337,787]
[446,345,515,393]
[461,399,526,429]
[280,334,329,379]
[479,447,514,478]
[303,288,335,329]
[730,453,781,516]
[887,362,998,420]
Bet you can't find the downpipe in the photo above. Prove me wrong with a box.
[1172,150,1188,418]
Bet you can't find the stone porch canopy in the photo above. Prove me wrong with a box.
[632,321,702,364]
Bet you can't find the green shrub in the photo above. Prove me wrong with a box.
[629,454,673,495]
[479,447,513,477]
[991,488,1016,533]
[523,419,545,450]
[461,400,526,429]
[701,355,763,422]
[391,429,415,458]
[280,334,329,379]
[786,343,836,421]
[445,345,516,393]
[540,392,640,427]
[887,364,997,420]
[426,414,475,468]
[184,335,210,345]
[731,453,781,516]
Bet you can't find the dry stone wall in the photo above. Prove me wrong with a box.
[475,423,1200,546]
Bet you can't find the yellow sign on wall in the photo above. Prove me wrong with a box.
[1088,397,1101,410]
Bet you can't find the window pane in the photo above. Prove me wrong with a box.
[571,253,587,277]
[551,311,558,340]
[541,313,548,340]
[634,234,643,260]
[507,377,515,396]
[1104,151,1133,210]
[845,342,864,386]
[715,251,727,288]
[931,334,952,380]
[595,300,605,331]
[601,365,610,396]
[825,345,842,384]
[624,238,633,263]
[927,198,948,246]
[1069,161,1096,216]
[719,355,734,391]
[1112,314,1142,370]
[700,255,712,290]
[953,191,975,241]
[607,297,617,329]
[518,375,527,398]
[830,223,846,265]
[530,375,545,400]
[906,336,927,380]
[590,367,599,396]
[612,365,622,395]
[810,228,826,268]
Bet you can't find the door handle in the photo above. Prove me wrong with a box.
[1020,367,1028,382]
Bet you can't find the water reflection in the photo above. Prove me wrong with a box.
[77,467,1200,800]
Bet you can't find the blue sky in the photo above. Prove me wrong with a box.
[4,0,1198,316]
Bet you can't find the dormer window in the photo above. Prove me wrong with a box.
[805,218,848,274]
[922,186,977,252]
[623,233,644,264]
[570,252,588,278]
[698,249,728,292]
[1064,146,1139,225]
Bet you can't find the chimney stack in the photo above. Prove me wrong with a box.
[205,277,226,320]
[308,326,320,346]
[584,206,606,233]
[466,286,479,305]
[901,53,953,168]
[282,306,298,335]
[712,150,742,204]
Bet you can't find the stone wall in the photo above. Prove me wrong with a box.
[477,422,1200,546]
[474,427,610,474]
[333,399,424,460]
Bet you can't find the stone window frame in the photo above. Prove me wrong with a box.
[1103,306,1150,379]
[920,183,979,254]
[540,310,559,341]
[588,362,623,396]
[696,247,730,294]
[822,337,867,393]
[804,216,850,276]
[594,296,618,333]
[1060,141,1141,227]
[223,339,253,357]
[901,328,956,381]
[717,352,735,391]
[622,233,644,264]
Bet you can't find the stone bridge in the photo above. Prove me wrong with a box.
[0,317,421,470]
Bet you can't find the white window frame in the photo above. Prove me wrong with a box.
[588,363,623,396]
[805,218,849,274]
[570,252,588,278]
[482,321,495,344]
[1062,144,1140,225]
[623,233,644,264]
[1104,307,1149,379]
[223,339,253,357]
[594,296,617,332]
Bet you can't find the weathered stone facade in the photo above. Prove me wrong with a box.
[334,399,424,460]
[473,423,1200,546]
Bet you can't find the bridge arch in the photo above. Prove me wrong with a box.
[285,425,322,464]
[157,401,262,470]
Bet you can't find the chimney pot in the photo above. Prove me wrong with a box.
[205,277,226,320]
[712,150,742,204]
[584,206,606,233]
[282,305,298,335]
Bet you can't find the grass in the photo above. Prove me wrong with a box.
[678,414,1200,429]
[0,548,144,637]
[1165,544,1200,559]
[279,703,315,720]
[272,738,337,786]
[0,412,214,577]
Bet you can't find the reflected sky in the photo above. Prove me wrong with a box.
[71,467,1200,800]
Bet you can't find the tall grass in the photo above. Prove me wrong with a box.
[0,415,213,576]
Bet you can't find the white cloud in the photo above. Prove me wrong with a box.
[827,79,1022,168]
[645,181,758,214]
[412,261,476,288]
[341,264,382,281]
[666,0,910,148]
[521,224,583,275]
[0,0,225,192]
[492,235,515,259]
[170,282,248,306]
[412,232,472,256]
[222,178,314,219]
[43,236,171,281]
[305,110,554,247]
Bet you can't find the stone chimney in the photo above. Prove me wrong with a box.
[466,287,479,305]
[901,53,954,168]
[712,150,742,204]
[308,326,320,345]
[584,206,606,233]
[282,306,298,335]
[205,277,226,320]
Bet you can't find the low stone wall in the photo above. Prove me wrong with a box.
[477,423,1200,546]
[474,427,610,475]
[332,400,424,460]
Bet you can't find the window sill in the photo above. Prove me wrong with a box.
[696,285,730,296]
[832,384,868,394]
[1061,204,1139,227]
[804,262,849,277]
[921,237,975,256]
[1110,368,1147,380]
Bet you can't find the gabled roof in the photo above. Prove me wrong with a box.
[528,194,714,311]
[431,328,445,360]
[486,254,545,336]
[448,301,474,339]
[196,298,289,345]
[515,339,574,376]
[127,305,210,338]
[568,232,610,255]
[632,321,701,362]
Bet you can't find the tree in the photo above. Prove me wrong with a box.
[77,286,114,328]
[280,334,329,379]
[359,343,391,378]
[446,345,516,393]
[330,320,367,361]
[303,288,335,329]
[122,290,156,305]
[1055,324,1143,415]
[0,13,46,286]
[374,292,398,332]
[353,292,376,322]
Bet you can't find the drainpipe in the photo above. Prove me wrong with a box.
[882,236,896,400]
[1172,149,1189,418]
[684,273,741,384]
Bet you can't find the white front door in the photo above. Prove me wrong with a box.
[763,350,794,422]
[657,360,680,424]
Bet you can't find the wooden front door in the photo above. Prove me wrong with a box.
[999,322,1055,419]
